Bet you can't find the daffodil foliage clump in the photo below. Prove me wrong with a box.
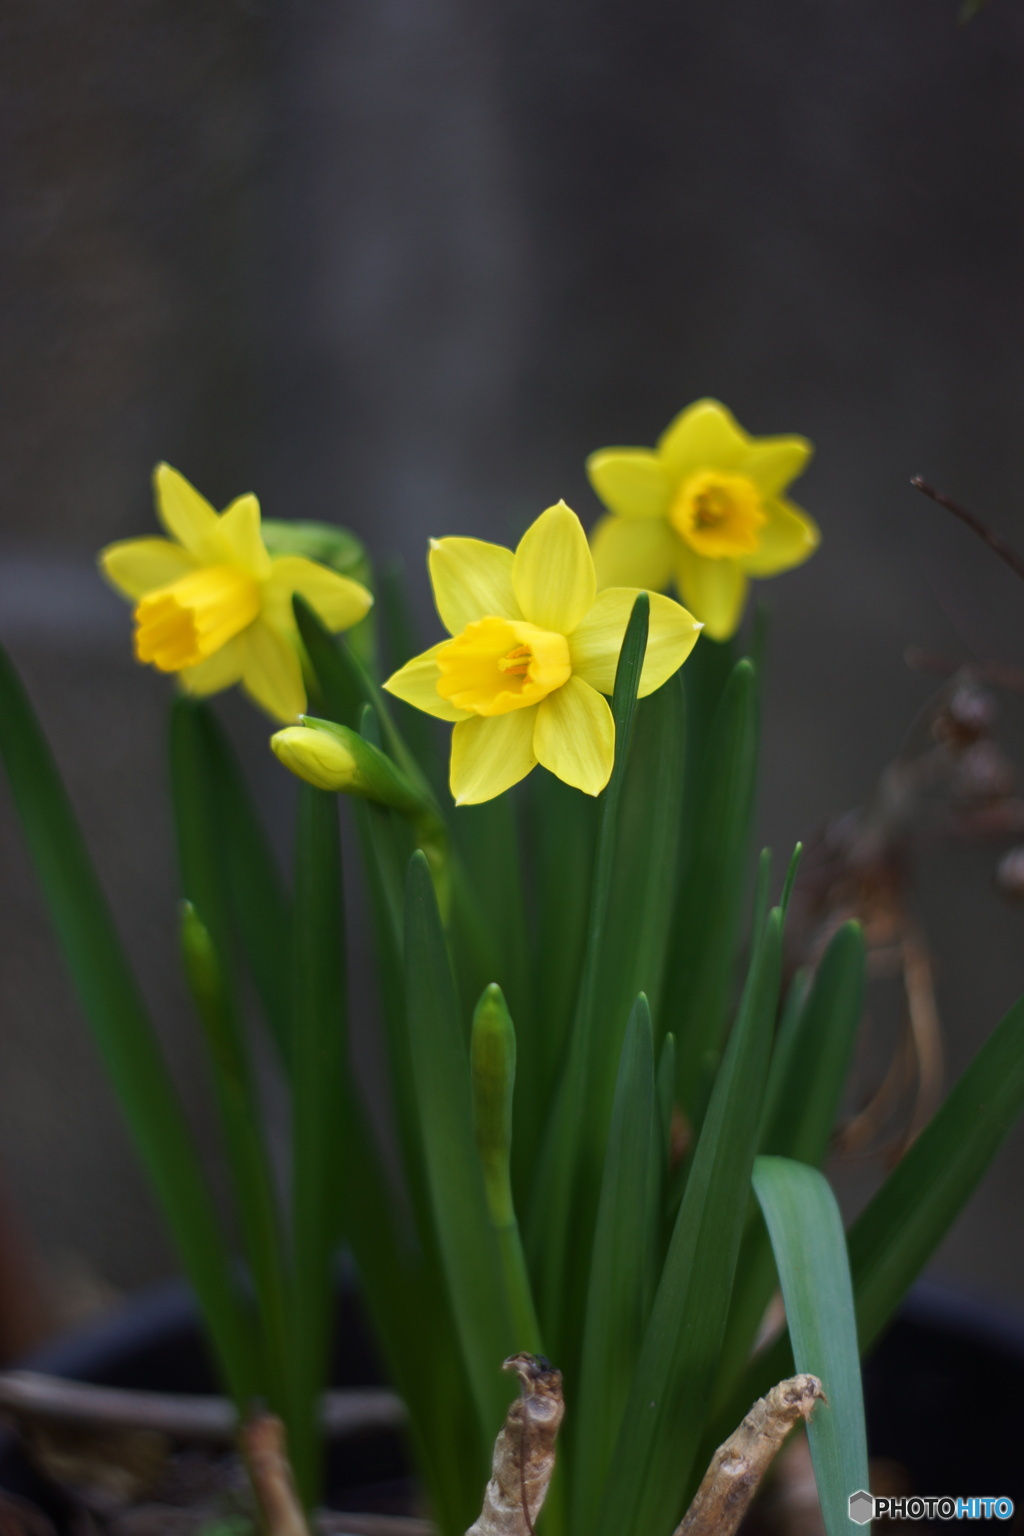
[2,401,1024,1536]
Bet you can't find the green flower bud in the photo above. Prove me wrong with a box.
[271,716,427,817]
[471,983,517,1228]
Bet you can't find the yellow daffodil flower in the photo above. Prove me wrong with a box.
[383,501,701,804]
[587,398,819,641]
[99,464,373,721]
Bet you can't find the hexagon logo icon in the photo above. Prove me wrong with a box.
[848,1490,874,1525]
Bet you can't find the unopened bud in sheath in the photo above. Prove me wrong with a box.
[471,983,517,1228]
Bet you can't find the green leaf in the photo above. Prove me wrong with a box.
[762,922,865,1166]
[0,643,255,1405]
[341,1083,480,1536]
[520,771,598,1181]
[572,995,659,1536]
[403,851,518,1443]
[289,787,347,1507]
[753,1157,869,1536]
[594,906,784,1536]
[471,985,543,1356]
[179,904,291,1422]
[452,793,532,1031]
[597,672,687,1069]
[716,924,866,1399]
[848,989,1024,1352]
[662,658,759,1113]
[528,595,649,1351]
[708,988,1024,1468]
[294,596,427,791]
[168,699,232,953]
[656,1030,676,1162]
[191,707,292,1070]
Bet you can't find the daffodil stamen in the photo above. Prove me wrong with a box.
[436,618,571,717]
[497,644,532,676]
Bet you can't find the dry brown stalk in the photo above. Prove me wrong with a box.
[672,1374,825,1536]
[239,1414,310,1536]
[465,1355,564,1536]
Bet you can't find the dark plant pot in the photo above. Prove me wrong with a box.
[862,1281,1024,1506]
[0,1278,413,1520]
[1,1278,1022,1522]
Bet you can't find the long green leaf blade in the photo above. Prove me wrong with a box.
[594,905,783,1536]
[290,786,348,1507]
[753,1157,870,1536]
[716,923,866,1395]
[528,595,649,1349]
[709,990,1024,1465]
[572,995,659,1536]
[663,658,759,1112]
[849,990,1024,1351]
[0,643,255,1404]
[191,705,292,1068]
[761,922,865,1164]
[179,904,291,1421]
[403,850,518,1444]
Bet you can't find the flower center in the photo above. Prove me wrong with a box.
[669,469,767,558]
[436,617,571,716]
[134,564,260,672]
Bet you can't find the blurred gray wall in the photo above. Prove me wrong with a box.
[3,0,1024,1325]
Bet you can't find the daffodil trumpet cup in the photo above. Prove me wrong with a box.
[3,413,1024,1536]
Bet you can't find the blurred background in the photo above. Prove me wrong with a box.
[2,0,1024,1351]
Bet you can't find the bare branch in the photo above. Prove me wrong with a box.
[911,477,1024,585]
[0,1373,404,1446]
[673,1375,825,1536]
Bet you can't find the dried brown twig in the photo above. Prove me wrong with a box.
[466,1355,563,1536]
[240,1415,309,1536]
[673,1376,825,1536]
[911,477,1024,586]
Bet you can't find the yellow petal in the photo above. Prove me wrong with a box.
[178,636,246,697]
[657,399,747,479]
[383,643,472,722]
[739,436,813,498]
[675,548,748,641]
[739,498,821,577]
[591,514,677,591]
[218,494,272,579]
[569,588,701,698]
[450,710,537,805]
[263,555,373,634]
[239,617,307,722]
[153,463,222,559]
[533,677,614,796]
[98,537,199,600]
[512,502,595,633]
[586,449,671,520]
[429,538,520,635]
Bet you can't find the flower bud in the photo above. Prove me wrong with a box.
[272,724,360,792]
[271,717,426,816]
[471,983,517,1228]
